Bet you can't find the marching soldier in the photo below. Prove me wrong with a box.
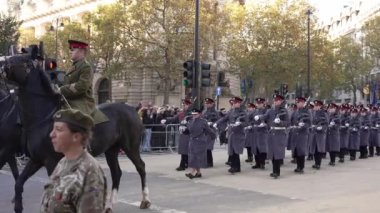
[369,106,380,157]
[202,98,219,167]
[184,109,216,179]
[264,94,289,178]
[310,100,328,170]
[244,103,256,163]
[326,103,341,166]
[214,97,247,174]
[251,98,268,169]
[288,103,298,164]
[348,108,361,161]
[307,103,315,161]
[291,97,311,174]
[161,99,193,171]
[339,104,350,163]
[359,107,370,159]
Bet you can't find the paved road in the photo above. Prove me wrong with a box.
[2,148,380,213]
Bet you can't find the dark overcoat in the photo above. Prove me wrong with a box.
[326,112,341,152]
[202,107,219,150]
[360,114,371,146]
[166,110,191,155]
[310,109,328,154]
[291,107,311,156]
[252,108,268,154]
[187,117,216,168]
[264,104,289,160]
[348,116,361,150]
[369,113,380,147]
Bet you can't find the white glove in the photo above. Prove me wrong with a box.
[258,122,266,127]
[247,125,253,130]
[213,123,218,129]
[353,128,357,132]
[316,126,322,131]
[298,122,305,127]
[274,118,280,124]
[179,126,186,134]
[254,115,260,121]
[235,121,242,126]
[161,119,166,124]
[180,120,187,125]
[365,126,369,130]
[345,123,350,127]
[376,124,380,128]
[208,122,213,126]
[330,121,335,126]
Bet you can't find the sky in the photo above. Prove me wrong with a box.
[309,0,362,23]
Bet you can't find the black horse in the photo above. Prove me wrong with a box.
[0,87,21,182]
[3,64,150,213]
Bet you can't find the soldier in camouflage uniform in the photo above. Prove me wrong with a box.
[41,109,107,213]
[202,98,219,167]
[59,40,107,124]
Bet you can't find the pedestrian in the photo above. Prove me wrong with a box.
[41,109,107,212]
[185,109,216,179]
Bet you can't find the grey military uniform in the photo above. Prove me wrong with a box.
[310,110,328,154]
[291,108,311,156]
[202,107,219,150]
[41,150,107,213]
[186,117,216,168]
[369,113,380,147]
[360,114,371,147]
[166,111,191,155]
[251,108,268,155]
[326,112,341,152]
[348,116,361,151]
[339,113,350,149]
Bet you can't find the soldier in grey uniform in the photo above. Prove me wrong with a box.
[307,103,315,161]
[339,104,350,163]
[244,103,256,163]
[202,98,219,167]
[369,106,380,157]
[310,100,328,170]
[288,103,298,164]
[41,109,107,213]
[161,99,193,171]
[251,98,268,169]
[264,94,289,178]
[359,107,370,159]
[348,108,361,161]
[214,97,246,174]
[326,103,341,166]
[291,97,311,173]
[184,109,216,179]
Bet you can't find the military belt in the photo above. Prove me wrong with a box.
[270,127,286,130]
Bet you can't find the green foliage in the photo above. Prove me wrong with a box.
[0,13,22,55]
[362,16,380,60]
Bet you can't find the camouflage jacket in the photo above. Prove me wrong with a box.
[60,59,95,116]
[40,150,107,213]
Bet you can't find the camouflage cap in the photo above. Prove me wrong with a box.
[53,109,94,130]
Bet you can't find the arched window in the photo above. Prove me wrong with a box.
[98,78,110,104]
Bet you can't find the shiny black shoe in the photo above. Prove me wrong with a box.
[368,154,374,157]
[176,167,186,171]
[312,165,320,170]
[251,164,260,169]
[307,156,313,161]
[270,173,279,179]
[294,168,304,174]
[185,173,195,179]
[225,161,231,166]
[350,156,355,161]
[228,168,241,174]
[328,162,335,166]
[194,173,202,178]
[338,159,344,163]
[245,158,253,163]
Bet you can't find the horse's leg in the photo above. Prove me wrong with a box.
[124,148,151,209]
[104,146,122,212]
[14,160,42,213]
[7,155,19,181]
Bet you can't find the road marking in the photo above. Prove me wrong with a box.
[117,198,187,213]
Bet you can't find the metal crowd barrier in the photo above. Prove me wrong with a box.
[140,124,181,153]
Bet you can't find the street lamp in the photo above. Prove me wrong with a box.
[50,18,64,61]
[306,9,312,98]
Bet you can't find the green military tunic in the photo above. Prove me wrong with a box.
[40,150,107,213]
[60,59,108,124]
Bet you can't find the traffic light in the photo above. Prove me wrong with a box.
[45,58,57,71]
[183,60,194,88]
[201,62,211,87]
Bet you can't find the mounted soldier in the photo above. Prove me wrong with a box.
[291,97,311,174]
[202,98,219,168]
[58,40,108,124]
[326,103,341,166]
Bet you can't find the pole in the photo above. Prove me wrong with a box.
[306,9,312,97]
[55,18,58,61]
[194,0,201,109]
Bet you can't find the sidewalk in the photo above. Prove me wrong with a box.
[100,147,380,213]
